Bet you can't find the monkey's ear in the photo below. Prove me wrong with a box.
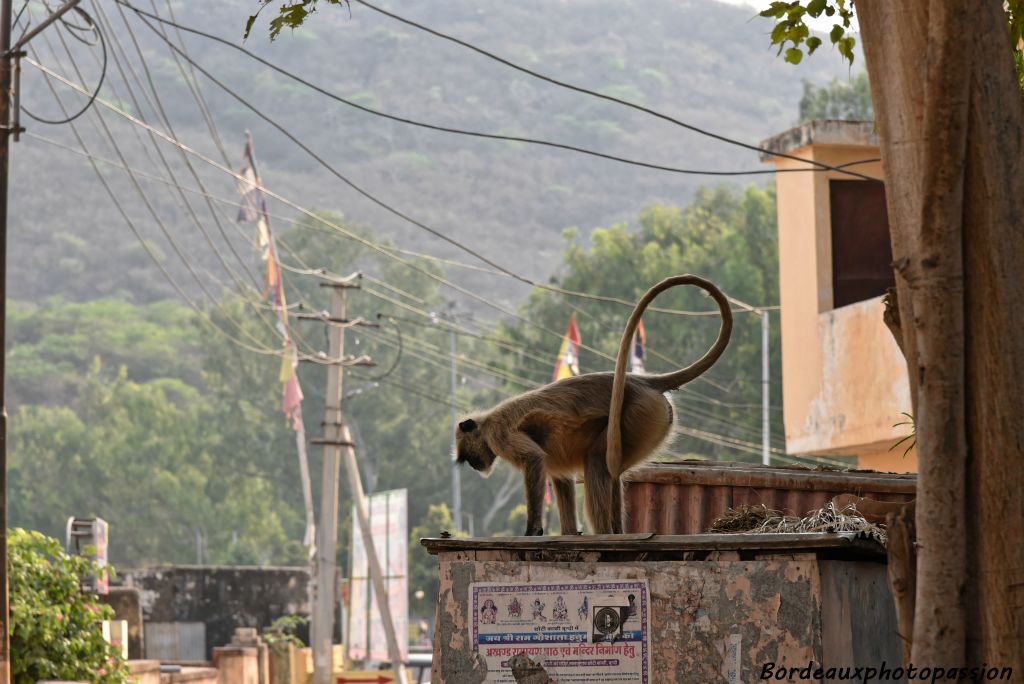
[459,418,478,433]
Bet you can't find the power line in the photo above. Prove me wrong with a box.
[23,59,782,417]
[25,127,774,418]
[24,47,291,360]
[117,9,771,320]
[26,43,342,365]
[153,0,231,168]
[34,16,310,359]
[113,0,881,180]
[90,0,326,360]
[97,0,262,291]
[21,6,106,125]
[352,0,883,183]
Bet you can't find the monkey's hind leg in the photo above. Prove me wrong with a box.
[553,478,581,535]
[583,445,616,535]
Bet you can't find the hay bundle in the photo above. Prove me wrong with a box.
[708,501,887,545]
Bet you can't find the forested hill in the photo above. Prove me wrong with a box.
[10,0,853,307]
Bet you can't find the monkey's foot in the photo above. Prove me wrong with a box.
[524,527,544,536]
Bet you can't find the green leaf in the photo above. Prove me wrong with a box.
[830,24,845,43]
[838,36,857,64]
[807,0,828,18]
[770,21,790,44]
[243,14,257,40]
[785,47,804,64]
[806,36,822,53]
[825,5,835,16]
[759,3,788,18]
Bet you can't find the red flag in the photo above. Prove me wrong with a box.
[552,313,582,381]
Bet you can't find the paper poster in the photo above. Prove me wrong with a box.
[470,580,651,683]
[347,488,408,664]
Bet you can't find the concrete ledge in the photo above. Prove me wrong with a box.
[128,660,161,684]
[160,667,218,684]
[759,120,878,160]
[422,532,886,560]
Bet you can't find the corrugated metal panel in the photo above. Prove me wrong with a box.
[144,621,206,662]
[624,461,916,534]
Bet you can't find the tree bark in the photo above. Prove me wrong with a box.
[886,506,917,666]
[858,0,1024,670]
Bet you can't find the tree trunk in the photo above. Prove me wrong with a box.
[857,0,1024,669]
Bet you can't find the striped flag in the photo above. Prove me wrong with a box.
[236,133,304,431]
[553,313,581,381]
[630,319,646,374]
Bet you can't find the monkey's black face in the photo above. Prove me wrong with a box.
[454,417,497,477]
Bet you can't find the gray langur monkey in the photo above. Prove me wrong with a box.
[454,275,732,535]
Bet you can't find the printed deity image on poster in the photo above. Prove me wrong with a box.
[469,580,651,683]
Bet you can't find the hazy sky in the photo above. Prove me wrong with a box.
[715,0,861,33]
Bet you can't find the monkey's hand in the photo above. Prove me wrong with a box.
[524,526,544,536]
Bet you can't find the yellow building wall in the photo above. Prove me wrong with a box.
[771,139,916,473]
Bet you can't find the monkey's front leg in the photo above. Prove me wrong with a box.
[522,455,547,536]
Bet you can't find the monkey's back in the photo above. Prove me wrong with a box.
[500,372,674,476]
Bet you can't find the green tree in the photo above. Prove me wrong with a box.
[799,71,873,122]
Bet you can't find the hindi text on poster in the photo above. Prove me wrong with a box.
[470,580,651,683]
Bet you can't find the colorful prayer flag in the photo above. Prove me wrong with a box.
[236,133,304,431]
[552,313,581,382]
[630,319,646,374]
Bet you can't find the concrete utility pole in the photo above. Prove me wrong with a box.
[0,6,13,677]
[310,278,352,681]
[1,2,83,679]
[311,275,406,684]
[726,297,772,466]
[431,303,468,532]
[448,325,460,530]
[761,311,771,467]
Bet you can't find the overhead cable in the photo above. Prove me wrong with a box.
[22,6,106,124]
[113,0,880,180]
[352,0,882,182]
[119,8,772,319]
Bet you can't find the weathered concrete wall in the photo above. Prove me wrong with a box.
[100,587,144,659]
[122,566,312,660]
[762,121,915,472]
[430,542,901,683]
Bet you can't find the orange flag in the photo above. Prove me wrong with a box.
[552,313,581,381]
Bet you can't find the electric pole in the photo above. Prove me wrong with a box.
[1,3,85,679]
[0,3,14,677]
[309,274,406,684]
[310,276,354,681]
[726,297,772,466]
[761,311,771,467]
[448,324,460,531]
[431,303,468,532]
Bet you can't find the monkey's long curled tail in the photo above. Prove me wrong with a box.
[606,275,733,478]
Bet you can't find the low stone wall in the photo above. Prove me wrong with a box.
[121,565,313,659]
